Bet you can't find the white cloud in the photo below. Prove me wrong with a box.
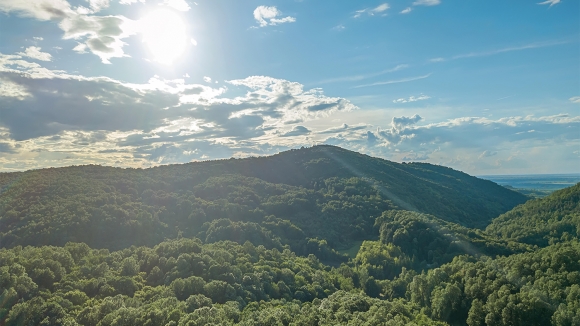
[60,14,138,64]
[353,9,366,18]
[317,123,368,134]
[163,0,190,11]
[75,6,92,14]
[0,78,31,99]
[319,112,580,174]
[119,0,145,4]
[393,94,431,103]
[332,24,345,31]
[377,114,580,150]
[89,0,110,12]
[354,3,390,18]
[0,0,110,18]
[33,36,44,41]
[372,3,390,13]
[354,73,431,88]
[270,16,296,25]
[569,96,580,103]
[317,64,409,85]
[392,114,423,129]
[203,76,212,83]
[0,54,357,155]
[0,0,139,64]
[17,46,52,61]
[281,126,310,137]
[400,7,412,14]
[253,6,296,27]
[431,40,571,63]
[72,43,88,53]
[226,76,357,124]
[0,0,73,21]
[538,0,561,6]
[478,150,497,159]
[413,0,441,6]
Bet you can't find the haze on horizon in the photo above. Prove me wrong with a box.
[0,0,578,175]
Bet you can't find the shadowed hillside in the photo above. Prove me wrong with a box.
[0,146,527,252]
[486,182,580,246]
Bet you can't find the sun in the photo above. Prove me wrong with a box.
[140,9,187,65]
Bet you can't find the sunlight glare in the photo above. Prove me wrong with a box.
[141,9,187,65]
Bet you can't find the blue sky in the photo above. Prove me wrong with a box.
[0,0,578,174]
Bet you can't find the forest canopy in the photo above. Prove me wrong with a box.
[0,146,577,325]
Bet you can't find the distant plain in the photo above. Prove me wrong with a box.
[480,174,580,193]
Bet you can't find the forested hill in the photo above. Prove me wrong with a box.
[158,145,528,226]
[1,147,579,325]
[0,146,525,251]
[486,182,580,246]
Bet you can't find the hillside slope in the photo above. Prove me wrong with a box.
[140,146,527,227]
[486,182,580,246]
[0,146,527,251]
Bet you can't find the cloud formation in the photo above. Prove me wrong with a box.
[89,0,110,12]
[0,54,357,165]
[377,114,580,151]
[354,3,390,18]
[393,94,430,103]
[0,0,73,20]
[392,114,423,128]
[413,0,441,6]
[430,40,571,63]
[0,0,138,63]
[281,126,310,137]
[60,14,138,63]
[316,112,579,174]
[17,46,52,61]
[332,24,346,31]
[354,73,431,88]
[316,64,408,85]
[0,142,16,154]
[253,6,296,27]
[318,124,368,134]
[538,0,561,6]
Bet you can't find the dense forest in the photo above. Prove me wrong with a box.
[0,146,578,325]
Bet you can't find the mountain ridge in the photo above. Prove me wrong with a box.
[0,145,527,251]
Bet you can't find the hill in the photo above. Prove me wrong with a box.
[486,182,580,246]
[0,146,526,252]
[1,147,579,326]
[146,145,528,227]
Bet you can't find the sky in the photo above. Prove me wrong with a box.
[0,0,578,175]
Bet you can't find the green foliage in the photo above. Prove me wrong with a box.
[374,210,530,268]
[486,183,580,246]
[1,146,577,325]
[0,145,526,254]
[374,241,580,325]
[0,238,450,325]
[354,241,411,280]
